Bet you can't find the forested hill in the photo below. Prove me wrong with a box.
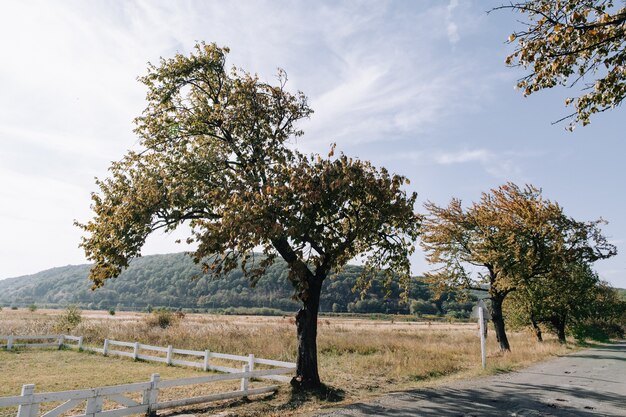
[0,252,470,315]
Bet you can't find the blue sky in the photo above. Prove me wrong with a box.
[1,0,624,287]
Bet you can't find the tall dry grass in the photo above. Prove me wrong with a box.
[0,308,575,416]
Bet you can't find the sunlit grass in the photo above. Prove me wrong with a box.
[0,308,575,416]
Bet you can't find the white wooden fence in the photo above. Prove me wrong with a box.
[90,338,294,383]
[0,335,83,350]
[0,368,292,417]
[0,335,295,383]
[0,334,296,417]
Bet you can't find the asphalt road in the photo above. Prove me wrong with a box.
[314,341,626,417]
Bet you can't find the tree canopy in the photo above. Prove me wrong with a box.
[0,252,462,316]
[77,43,420,389]
[497,0,626,128]
[421,182,615,350]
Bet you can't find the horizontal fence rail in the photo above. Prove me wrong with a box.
[1,334,297,417]
[0,335,83,351]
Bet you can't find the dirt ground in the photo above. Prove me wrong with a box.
[312,341,626,417]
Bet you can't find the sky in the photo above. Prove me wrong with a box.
[1,0,624,288]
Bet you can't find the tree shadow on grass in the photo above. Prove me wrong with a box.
[161,384,345,417]
[160,391,280,417]
[289,383,345,403]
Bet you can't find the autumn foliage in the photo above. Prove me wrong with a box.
[498,0,626,128]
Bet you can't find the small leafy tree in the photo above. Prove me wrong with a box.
[54,305,83,333]
[146,308,177,329]
[495,0,626,128]
[572,281,626,341]
[77,43,420,389]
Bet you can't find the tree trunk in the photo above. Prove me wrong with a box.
[491,294,511,351]
[530,316,543,342]
[556,324,566,344]
[550,315,567,344]
[292,279,322,389]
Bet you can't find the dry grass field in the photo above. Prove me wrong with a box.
[0,308,576,416]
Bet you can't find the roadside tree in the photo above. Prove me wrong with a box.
[421,183,566,351]
[77,43,420,389]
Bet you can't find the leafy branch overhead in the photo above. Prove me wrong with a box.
[496,0,626,128]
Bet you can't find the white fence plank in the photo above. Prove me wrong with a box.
[107,341,135,348]
[171,348,204,356]
[158,367,293,388]
[0,395,27,407]
[30,382,151,403]
[11,344,60,348]
[0,335,61,341]
[136,354,168,363]
[207,365,240,374]
[170,359,203,368]
[154,386,277,411]
[41,399,82,417]
[95,404,149,417]
[254,358,297,368]
[138,344,168,353]
[210,352,249,362]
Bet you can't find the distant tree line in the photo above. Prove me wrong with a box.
[0,252,476,318]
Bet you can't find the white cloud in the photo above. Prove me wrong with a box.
[388,148,528,181]
[0,1,514,279]
[435,149,492,164]
[446,0,461,44]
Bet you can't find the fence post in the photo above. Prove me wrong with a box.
[144,373,160,417]
[203,350,210,371]
[17,384,39,417]
[248,354,255,373]
[85,390,103,417]
[166,345,173,365]
[7,335,13,350]
[78,336,84,351]
[479,307,486,369]
[133,342,140,360]
[58,335,65,349]
[240,364,249,393]
[103,339,109,356]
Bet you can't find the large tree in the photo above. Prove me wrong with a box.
[423,183,616,350]
[421,183,567,351]
[77,43,420,389]
[496,0,625,129]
